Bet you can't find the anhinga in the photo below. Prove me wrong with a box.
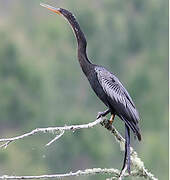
[41,3,141,174]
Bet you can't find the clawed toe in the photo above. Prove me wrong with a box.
[97,112,103,119]
[97,109,110,119]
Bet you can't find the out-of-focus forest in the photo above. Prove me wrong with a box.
[0,0,168,179]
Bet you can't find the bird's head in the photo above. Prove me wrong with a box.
[40,3,87,50]
[40,3,74,21]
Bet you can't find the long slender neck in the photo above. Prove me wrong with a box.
[63,11,93,75]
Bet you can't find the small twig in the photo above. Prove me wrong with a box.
[46,130,65,146]
[0,141,11,149]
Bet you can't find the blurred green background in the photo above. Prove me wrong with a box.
[0,0,168,179]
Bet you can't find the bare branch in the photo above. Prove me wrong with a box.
[0,168,156,180]
[0,117,103,148]
[0,168,120,180]
[46,130,65,146]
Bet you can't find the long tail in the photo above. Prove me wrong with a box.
[121,124,131,174]
[120,115,141,141]
[126,124,131,173]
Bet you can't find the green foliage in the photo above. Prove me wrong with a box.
[0,0,168,179]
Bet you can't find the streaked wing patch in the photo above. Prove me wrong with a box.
[100,76,127,106]
[95,66,139,123]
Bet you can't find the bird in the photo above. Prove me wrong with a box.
[40,3,141,175]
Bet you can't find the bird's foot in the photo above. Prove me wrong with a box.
[97,112,105,119]
[97,109,110,119]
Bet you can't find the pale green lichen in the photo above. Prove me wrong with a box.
[119,140,125,151]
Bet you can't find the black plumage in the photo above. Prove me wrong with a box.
[41,3,141,174]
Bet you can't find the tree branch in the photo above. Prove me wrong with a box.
[0,117,103,148]
[0,117,158,180]
[0,168,120,180]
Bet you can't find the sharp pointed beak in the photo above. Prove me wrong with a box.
[40,3,61,15]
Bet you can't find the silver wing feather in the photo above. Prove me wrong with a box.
[95,66,140,123]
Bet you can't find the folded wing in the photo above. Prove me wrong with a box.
[95,66,141,141]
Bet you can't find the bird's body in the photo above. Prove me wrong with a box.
[85,64,141,140]
[41,3,141,175]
